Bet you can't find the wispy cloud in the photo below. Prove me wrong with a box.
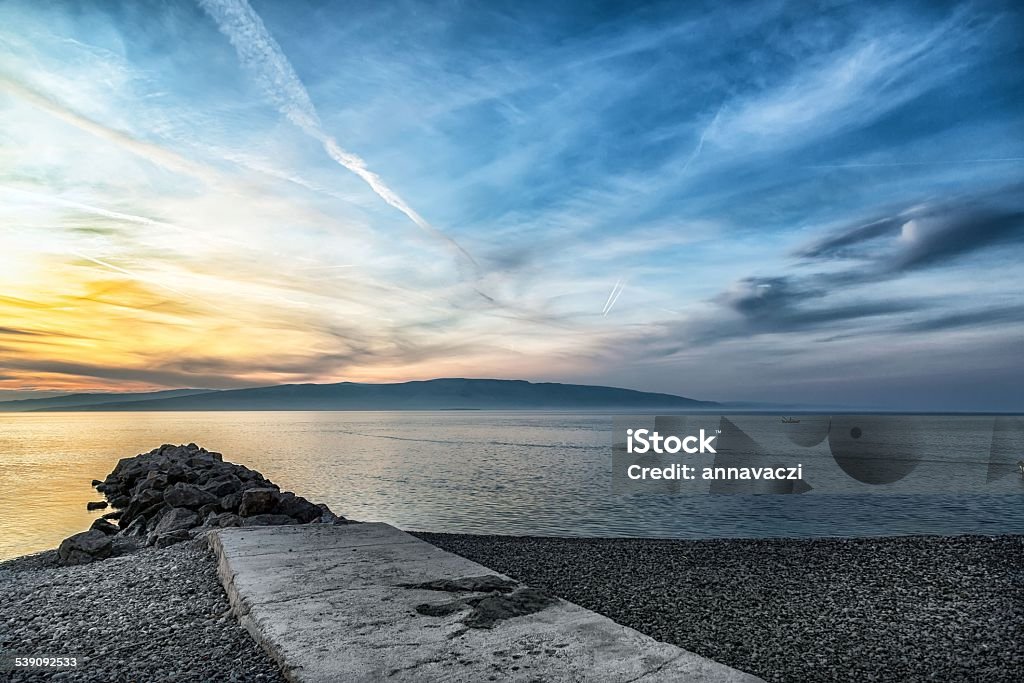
[197,0,477,266]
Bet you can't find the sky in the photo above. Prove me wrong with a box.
[0,0,1021,410]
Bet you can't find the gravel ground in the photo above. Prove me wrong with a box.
[0,539,284,683]
[416,533,1024,683]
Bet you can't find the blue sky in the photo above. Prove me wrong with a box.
[0,0,1021,409]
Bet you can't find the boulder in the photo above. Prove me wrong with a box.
[201,475,243,498]
[90,518,119,536]
[154,529,190,548]
[220,492,242,512]
[102,510,122,520]
[238,488,279,517]
[276,493,323,523]
[91,479,103,487]
[197,502,221,519]
[153,507,200,535]
[163,483,218,510]
[57,530,112,566]
[165,464,188,485]
[122,516,147,537]
[217,513,242,528]
[132,472,168,496]
[110,495,131,509]
[316,504,347,525]
[119,488,165,528]
[241,514,296,527]
[86,500,108,511]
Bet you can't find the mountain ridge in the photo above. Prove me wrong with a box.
[0,388,215,412]
[18,378,717,412]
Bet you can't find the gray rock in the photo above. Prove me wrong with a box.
[119,488,165,528]
[57,530,112,566]
[121,516,147,537]
[153,507,201,535]
[86,500,108,510]
[154,529,190,548]
[197,502,222,519]
[240,514,296,527]
[110,495,131,509]
[163,483,218,510]
[90,518,120,536]
[275,493,322,523]
[217,513,242,528]
[201,474,243,498]
[238,488,279,517]
[220,492,242,512]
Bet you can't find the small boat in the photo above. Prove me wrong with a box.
[781,417,801,424]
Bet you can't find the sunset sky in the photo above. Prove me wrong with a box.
[1,0,1022,409]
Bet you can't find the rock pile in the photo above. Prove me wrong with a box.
[58,443,348,565]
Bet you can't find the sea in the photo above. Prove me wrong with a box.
[1,411,1022,561]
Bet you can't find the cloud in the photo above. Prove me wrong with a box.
[0,72,222,184]
[796,185,1024,272]
[197,0,477,267]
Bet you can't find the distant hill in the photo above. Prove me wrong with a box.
[33,379,716,412]
[0,388,215,412]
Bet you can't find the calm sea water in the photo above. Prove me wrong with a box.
[1,411,1022,560]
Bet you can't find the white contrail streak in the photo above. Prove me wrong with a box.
[679,105,722,175]
[602,278,626,316]
[0,73,222,185]
[197,0,477,266]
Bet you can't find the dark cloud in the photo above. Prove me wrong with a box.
[714,276,917,334]
[889,303,1024,334]
[795,185,1024,273]
[797,216,904,259]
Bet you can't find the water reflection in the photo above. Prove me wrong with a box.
[0,411,1021,560]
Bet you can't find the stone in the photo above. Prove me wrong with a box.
[119,488,165,528]
[238,488,279,517]
[217,513,242,528]
[316,503,344,524]
[275,493,322,523]
[197,502,221,519]
[163,483,218,510]
[220,492,242,512]
[90,518,120,536]
[154,529,190,548]
[122,516,147,537]
[110,495,131,509]
[102,510,122,520]
[132,472,168,497]
[240,514,296,527]
[202,475,243,498]
[91,479,103,487]
[153,507,201,535]
[86,500,108,511]
[57,530,112,566]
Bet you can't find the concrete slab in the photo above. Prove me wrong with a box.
[210,523,762,682]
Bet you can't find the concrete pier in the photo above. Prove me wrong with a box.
[210,523,762,682]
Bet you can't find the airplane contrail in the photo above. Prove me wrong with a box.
[679,105,723,175]
[602,278,626,316]
[197,0,477,267]
[0,73,222,184]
